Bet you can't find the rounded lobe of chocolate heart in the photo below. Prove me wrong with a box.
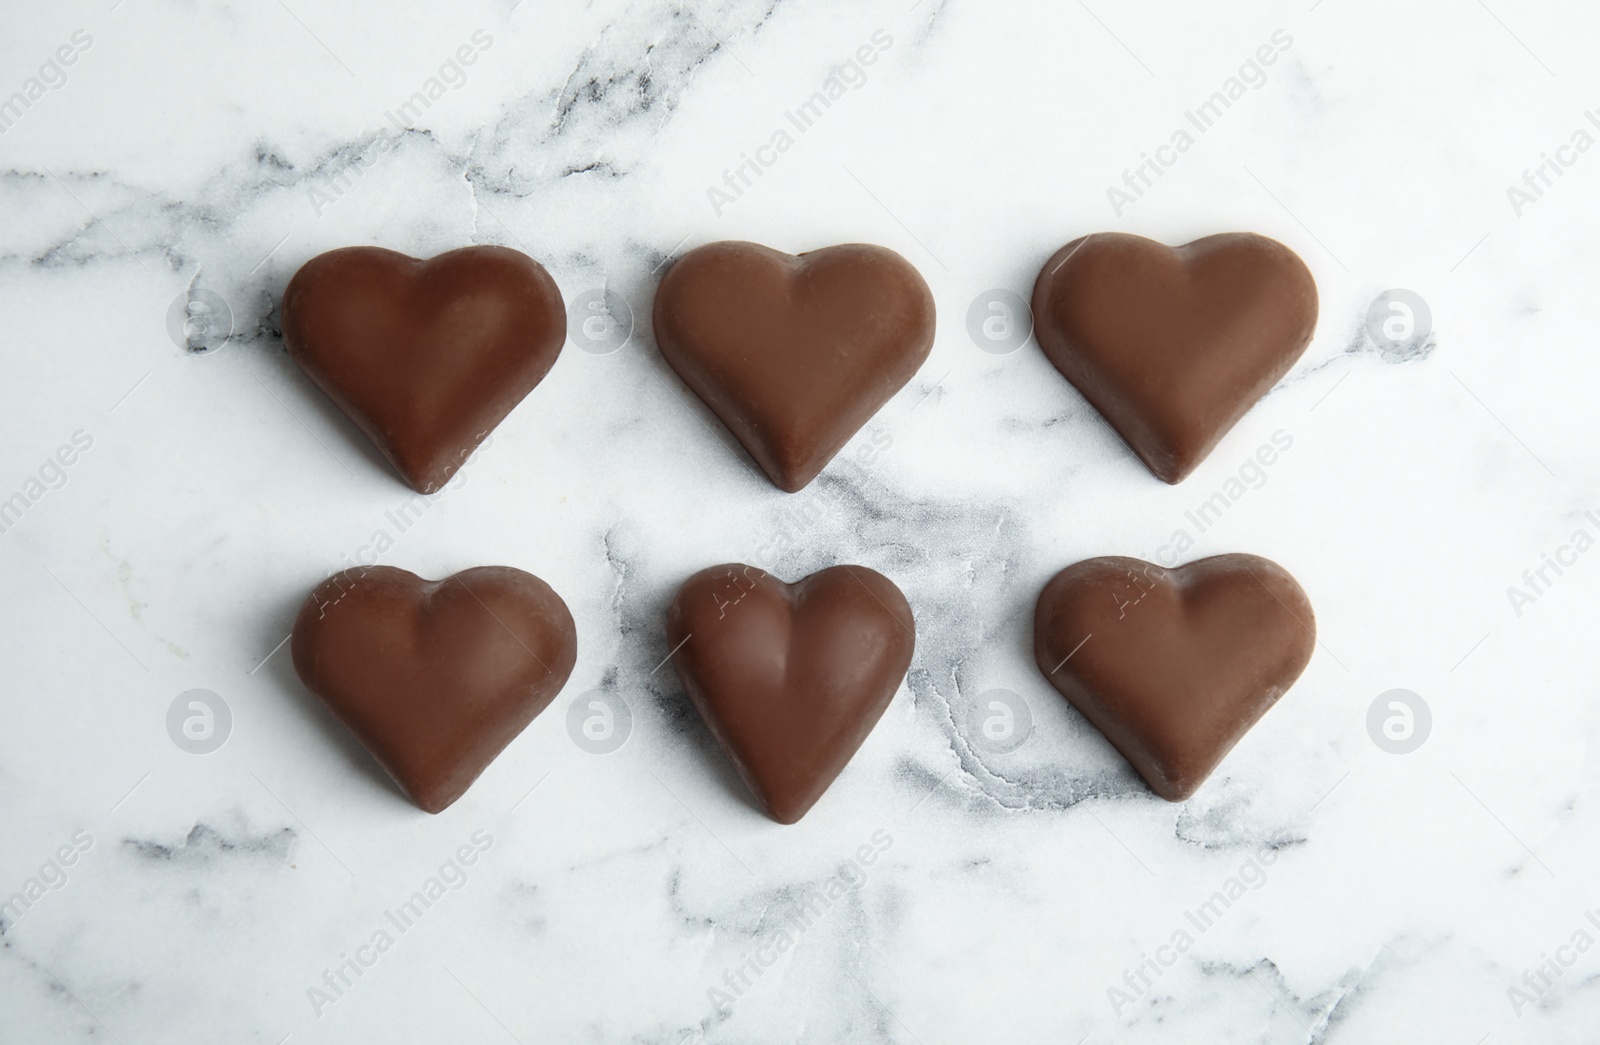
[666,563,916,824]
[652,241,935,493]
[1031,233,1317,484]
[290,565,577,814]
[1033,554,1314,801]
[281,245,566,494]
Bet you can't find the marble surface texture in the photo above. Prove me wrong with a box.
[3,0,1599,1041]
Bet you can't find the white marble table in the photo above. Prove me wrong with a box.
[3,0,1597,1041]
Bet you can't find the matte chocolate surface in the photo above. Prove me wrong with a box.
[291,565,577,813]
[281,245,566,494]
[667,563,915,823]
[1031,232,1317,484]
[653,241,935,493]
[1033,554,1314,801]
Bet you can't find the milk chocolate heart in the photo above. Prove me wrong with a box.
[1031,233,1317,483]
[653,241,935,492]
[666,563,915,823]
[1033,554,1314,801]
[281,245,566,493]
[291,565,577,813]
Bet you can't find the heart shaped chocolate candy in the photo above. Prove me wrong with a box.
[666,563,915,823]
[281,245,566,493]
[653,241,935,492]
[1032,232,1317,483]
[291,565,577,813]
[1033,554,1314,801]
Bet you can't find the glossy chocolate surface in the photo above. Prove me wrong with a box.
[281,245,566,493]
[653,241,935,492]
[291,565,577,813]
[1031,232,1317,483]
[1033,553,1315,801]
[666,563,915,823]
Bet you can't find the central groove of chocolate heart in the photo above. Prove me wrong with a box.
[1033,553,1315,800]
[653,241,936,493]
[666,563,916,823]
[291,565,577,813]
[281,245,567,494]
[1031,232,1317,484]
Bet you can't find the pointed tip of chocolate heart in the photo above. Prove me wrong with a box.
[412,788,458,816]
[1033,553,1314,802]
[759,792,814,826]
[770,459,823,495]
[1147,456,1192,486]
